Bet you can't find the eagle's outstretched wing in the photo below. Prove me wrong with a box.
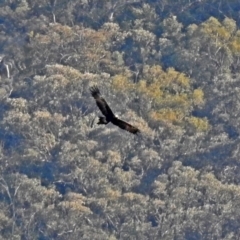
[112,117,140,134]
[89,86,115,119]
[90,85,140,134]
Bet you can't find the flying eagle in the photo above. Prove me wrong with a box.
[90,86,140,134]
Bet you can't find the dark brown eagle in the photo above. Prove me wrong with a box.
[90,86,140,134]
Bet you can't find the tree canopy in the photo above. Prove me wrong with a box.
[0,0,240,239]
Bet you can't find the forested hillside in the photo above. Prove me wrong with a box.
[0,0,240,239]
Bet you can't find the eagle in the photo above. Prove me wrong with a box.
[90,86,140,134]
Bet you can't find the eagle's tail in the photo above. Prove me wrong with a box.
[97,116,109,125]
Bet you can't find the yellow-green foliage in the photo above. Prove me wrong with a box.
[138,79,163,99]
[150,109,185,124]
[229,38,240,52]
[137,65,191,107]
[137,65,205,126]
[229,30,240,54]
[112,74,134,90]
[192,88,205,105]
[113,64,207,130]
[142,65,190,87]
[200,17,240,56]
[201,17,231,42]
[187,117,210,132]
[166,68,190,87]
